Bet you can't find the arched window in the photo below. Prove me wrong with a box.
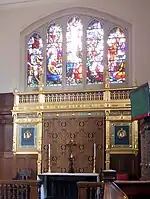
[107,27,126,83]
[25,10,129,91]
[86,19,104,85]
[27,33,43,87]
[46,23,63,86]
[66,16,83,85]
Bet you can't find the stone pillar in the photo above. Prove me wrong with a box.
[140,117,150,180]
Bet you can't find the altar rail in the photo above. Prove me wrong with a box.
[77,181,128,199]
[14,88,134,105]
[0,180,40,199]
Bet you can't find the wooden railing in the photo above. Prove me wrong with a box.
[13,88,133,108]
[77,181,128,199]
[103,182,128,199]
[0,180,40,199]
[77,182,104,199]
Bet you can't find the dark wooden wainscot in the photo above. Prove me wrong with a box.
[116,180,150,199]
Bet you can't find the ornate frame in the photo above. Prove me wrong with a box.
[12,115,42,173]
[111,122,132,149]
[13,116,42,154]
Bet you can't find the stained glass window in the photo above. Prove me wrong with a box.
[107,27,126,83]
[66,16,83,85]
[46,23,63,86]
[26,13,129,90]
[27,33,43,87]
[86,19,104,84]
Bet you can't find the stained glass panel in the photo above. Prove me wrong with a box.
[107,27,126,83]
[66,16,83,85]
[86,19,104,84]
[46,23,63,86]
[27,33,43,87]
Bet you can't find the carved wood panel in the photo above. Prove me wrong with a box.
[13,154,38,179]
[110,154,140,180]
[0,93,14,180]
[42,117,104,173]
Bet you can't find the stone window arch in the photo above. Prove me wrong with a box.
[20,8,131,91]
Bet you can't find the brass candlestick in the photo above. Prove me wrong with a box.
[93,143,96,173]
[67,140,76,173]
[68,153,75,173]
[93,156,96,173]
[48,157,51,173]
[48,144,51,173]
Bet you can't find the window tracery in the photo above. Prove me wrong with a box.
[25,11,129,90]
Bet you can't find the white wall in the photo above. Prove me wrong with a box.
[0,0,149,93]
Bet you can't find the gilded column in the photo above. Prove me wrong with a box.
[104,66,111,169]
[12,113,17,177]
[37,112,43,174]
[105,110,110,169]
[132,120,138,153]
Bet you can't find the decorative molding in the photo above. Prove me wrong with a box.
[14,118,42,124]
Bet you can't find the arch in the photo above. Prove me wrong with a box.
[21,7,131,36]
[21,8,131,91]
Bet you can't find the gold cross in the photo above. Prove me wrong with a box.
[66,139,77,156]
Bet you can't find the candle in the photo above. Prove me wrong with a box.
[94,143,96,159]
[48,144,51,172]
[49,144,51,159]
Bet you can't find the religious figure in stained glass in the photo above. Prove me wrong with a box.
[86,19,104,84]
[27,33,43,87]
[66,16,83,85]
[107,27,126,83]
[46,23,63,86]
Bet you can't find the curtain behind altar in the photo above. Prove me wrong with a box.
[42,116,104,173]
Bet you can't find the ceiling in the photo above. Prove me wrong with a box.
[0,0,40,4]
[0,0,46,8]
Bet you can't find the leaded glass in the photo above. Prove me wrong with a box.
[66,16,83,85]
[107,27,126,83]
[46,23,63,86]
[27,33,43,87]
[86,19,104,84]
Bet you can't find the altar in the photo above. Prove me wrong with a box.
[38,173,99,199]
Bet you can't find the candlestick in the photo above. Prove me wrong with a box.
[93,143,96,173]
[94,143,96,159]
[48,144,51,173]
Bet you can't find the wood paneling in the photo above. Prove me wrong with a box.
[0,93,37,180]
[0,93,14,179]
[110,154,140,180]
[13,154,38,179]
[3,156,13,179]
